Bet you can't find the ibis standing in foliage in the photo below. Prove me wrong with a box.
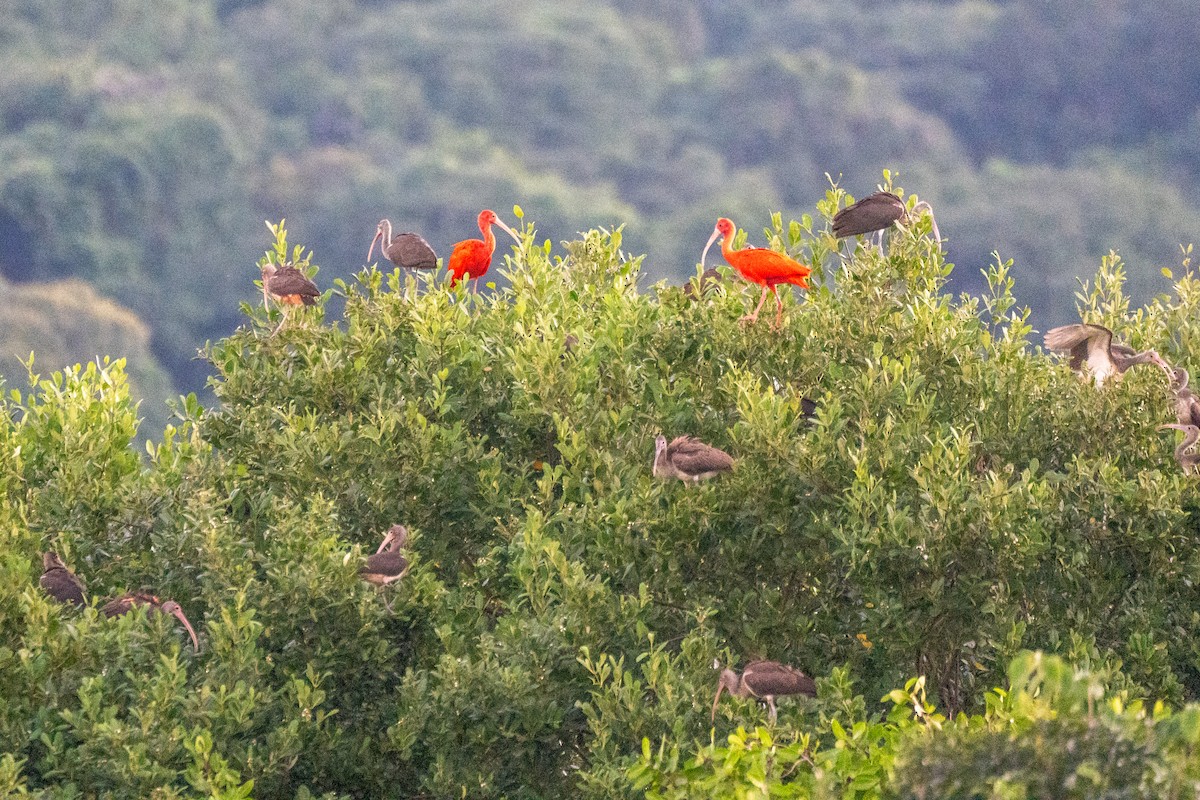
[1159,424,1200,474]
[653,435,734,483]
[832,191,941,246]
[260,262,320,333]
[711,660,817,723]
[102,592,200,652]
[359,524,410,611]
[1169,367,1200,427]
[448,209,520,289]
[368,220,438,271]
[1043,324,1170,385]
[40,552,86,607]
[701,217,811,328]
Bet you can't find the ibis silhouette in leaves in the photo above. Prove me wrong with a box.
[368,219,438,272]
[711,660,817,723]
[701,217,811,328]
[40,552,86,607]
[360,524,410,611]
[102,592,200,652]
[653,435,734,483]
[1159,423,1200,474]
[1043,323,1169,385]
[1169,367,1200,427]
[448,209,520,289]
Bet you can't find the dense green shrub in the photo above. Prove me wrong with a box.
[2,208,1200,797]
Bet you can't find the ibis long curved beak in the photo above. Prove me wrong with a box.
[700,227,722,269]
[168,605,201,653]
[1159,424,1190,432]
[368,229,383,262]
[711,683,726,722]
[494,217,521,245]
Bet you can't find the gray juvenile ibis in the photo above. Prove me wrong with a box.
[40,552,86,607]
[101,592,200,652]
[1169,368,1200,427]
[1158,424,1200,474]
[653,435,734,483]
[360,524,410,611]
[260,262,320,333]
[1043,324,1170,385]
[682,267,723,300]
[368,220,438,271]
[832,191,941,247]
[711,659,817,723]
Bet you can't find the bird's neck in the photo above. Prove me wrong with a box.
[382,219,393,244]
[481,224,496,253]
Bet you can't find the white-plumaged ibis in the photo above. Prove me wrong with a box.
[1169,368,1200,427]
[1158,424,1200,474]
[1043,324,1169,385]
[653,435,734,483]
[101,592,200,652]
[368,220,438,271]
[711,659,817,723]
[832,191,941,247]
[360,525,410,611]
[40,552,86,607]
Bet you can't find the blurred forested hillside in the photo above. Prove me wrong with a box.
[2,0,1198,407]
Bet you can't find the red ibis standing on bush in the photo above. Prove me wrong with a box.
[711,659,817,723]
[359,524,410,611]
[102,592,201,652]
[40,552,86,607]
[701,217,811,328]
[653,435,734,483]
[1043,323,1170,385]
[448,209,521,289]
[368,220,438,271]
[1158,424,1200,474]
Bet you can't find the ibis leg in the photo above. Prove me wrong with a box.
[741,286,771,325]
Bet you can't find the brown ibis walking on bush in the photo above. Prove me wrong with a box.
[701,217,811,328]
[1158,424,1200,474]
[102,592,200,652]
[448,209,520,289]
[832,191,941,247]
[711,659,817,723]
[260,262,320,333]
[368,220,438,271]
[360,524,410,611]
[40,552,86,607]
[653,435,734,483]
[1169,367,1200,427]
[1043,324,1170,385]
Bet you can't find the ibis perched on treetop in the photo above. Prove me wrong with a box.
[102,592,200,652]
[368,220,438,271]
[653,435,734,483]
[832,191,941,245]
[711,660,817,723]
[40,552,86,607]
[701,217,811,328]
[1043,324,1169,385]
[448,209,520,289]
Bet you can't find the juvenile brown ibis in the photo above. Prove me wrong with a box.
[1169,368,1200,427]
[711,659,817,723]
[368,220,438,271]
[448,209,520,289]
[1044,324,1170,385]
[360,525,410,611]
[701,217,811,328]
[832,191,941,247]
[682,267,723,300]
[40,552,86,607]
[653,435,734,483]
[1158,424,1200,474]
[101,592,200,652]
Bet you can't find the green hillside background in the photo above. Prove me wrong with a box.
[1,0,1199,416]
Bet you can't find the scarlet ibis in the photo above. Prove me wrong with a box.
[368,220,438,271]
[448,209,520,289]
[653,435,734,483]
[359,525,410,611]
[701,218,811,328]
[1158,424,1200,474]
[833,191,942,245]
[40,552,86,607]
[1169,368,1200,427]
[711,660,817,723]
[1043,324,1169,385]
[102,592,200,652]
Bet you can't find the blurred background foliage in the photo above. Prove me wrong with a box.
[2,213,1200,796]
[0,0,1197,418]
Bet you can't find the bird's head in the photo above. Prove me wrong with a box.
[1159,423,1199,435]
[160,600,200,653]
[368,219,392,262]
[383,524,409,551]
[479,209,520,245]
[711,666,741,722]
[1171,366,1190,389]
[701,218,736,267]
[43,552,65,571]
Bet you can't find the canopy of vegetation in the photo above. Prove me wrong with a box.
[2,207,1200,797]
[1,0,1197,411]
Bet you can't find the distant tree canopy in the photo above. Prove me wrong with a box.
[0,0,1197,413]
[2,214,1200,797]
